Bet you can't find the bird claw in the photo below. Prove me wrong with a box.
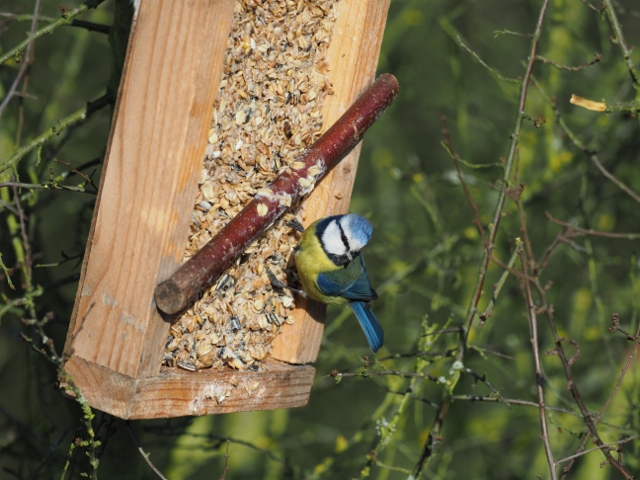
[266,267,307,298]
[286,218,305,233]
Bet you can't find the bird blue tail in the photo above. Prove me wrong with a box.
[349,301,384,352]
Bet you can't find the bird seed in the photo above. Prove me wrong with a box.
[164,0,338,372]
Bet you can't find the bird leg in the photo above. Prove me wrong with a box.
[286,218,305,233]
[266,267,307,298]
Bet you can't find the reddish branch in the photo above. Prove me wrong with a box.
[0,0,40,116]
[545,211,640,239]
[154,73,399,315]
[438,113,487,246]
[517,244,556,479]
[560,314,640,478]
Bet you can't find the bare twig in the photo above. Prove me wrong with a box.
[589,154,640,204]
[597,316,640,425]
[67,19,110,34]
[10,180,32,283]
[467,345,513,360]
[479,246,519,326]
[462,368,510,407]
[355,318,451,479]
[421,326,464,337]
[556,435,640,466]
[461,0,551,340]
[0,11,56,21]
[53,158,98,191]
[220,440,230,480]
[487,253,532,283]
[439,113,487,246]
[0,0,108,66]
[529,278,633,479]
[451,395,590,418]
[508,183,536,271]
[493,29,531,39]
[331,369,440,383]
[538,229,569,271]
[440,17,519,85]
[545,211,640,239]
[0,0,40,116]
[126,422,168,480]
[578,0,603,13]
[386,389,440,409]
[377,349,457,362]
[562,315,640,476]
[517,241,556,479]
[1,94,111,175]
[536,53,602,71]
[413,2,553,475]
[608,312,638,342]
[58,371,100,479]
[0,11,108,31]
[413,400,449,477]
[0,181,97,194]
[143,426,284,465]
[603,0,640,132]
[602,0,639,87]
[530,75,593,153]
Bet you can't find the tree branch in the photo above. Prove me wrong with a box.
[154,74,399,314]
[461,0,551,341]
[0,0,107,66]
[0,0,40,116]
[517,240,556,480]
[1,94,111,175]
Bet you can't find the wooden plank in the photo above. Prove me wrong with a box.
[63,357,315,419]
[270,0,391,364]
[63,0,236,378]
[61,0,390,419]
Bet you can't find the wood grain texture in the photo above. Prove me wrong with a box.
[63,0,236,378]
[270,0,391,364]
[63,357,315,419]
[61,0,390,419]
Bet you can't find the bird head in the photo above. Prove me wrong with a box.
[315,214,372,266]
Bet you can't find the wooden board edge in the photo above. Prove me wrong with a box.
[271,0,391,363]
[60,355,138,419]
[63,3,139,355]
[63,0,236,378]
[126,360,315,419]
[60,355,315,419]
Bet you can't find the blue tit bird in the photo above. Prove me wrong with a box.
[293,213,384,352]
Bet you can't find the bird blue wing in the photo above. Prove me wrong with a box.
[316,256,376,301]
[349,301,384,352]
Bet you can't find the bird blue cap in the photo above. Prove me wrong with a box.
[341,214,372,247]
[315,214,373,253]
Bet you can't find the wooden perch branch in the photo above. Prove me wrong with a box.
[154,73,399,315]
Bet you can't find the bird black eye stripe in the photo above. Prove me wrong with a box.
[337,222,350,251]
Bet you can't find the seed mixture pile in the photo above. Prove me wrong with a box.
[163,0,338,371]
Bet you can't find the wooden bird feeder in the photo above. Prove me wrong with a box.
[61,0,395,419]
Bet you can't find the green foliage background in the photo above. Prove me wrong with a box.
[2,0,640,479]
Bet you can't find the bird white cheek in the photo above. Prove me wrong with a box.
[321,221,347,257]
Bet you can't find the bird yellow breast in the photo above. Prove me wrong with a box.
[294,226,347,305]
